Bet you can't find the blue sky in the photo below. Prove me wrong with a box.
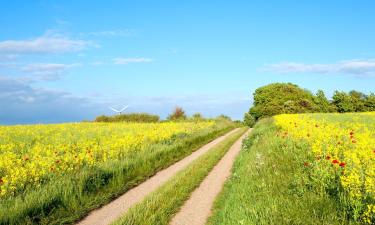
[1,0,375,124]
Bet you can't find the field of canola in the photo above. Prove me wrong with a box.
[0,121,215,198]
[274,112,375,224]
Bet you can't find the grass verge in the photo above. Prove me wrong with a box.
[208,119,354,225]
[113,127,248,225]
[0,122,235,225]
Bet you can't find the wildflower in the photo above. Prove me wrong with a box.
[352,139,357,144]
[304,162,310,167]
[332,159,339,164]
[350,131,354,136]
[0,178,3,185]
[339,162,346,167]
[326,156,331,160]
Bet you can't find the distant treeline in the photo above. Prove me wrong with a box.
[244,83,375,123]
[95,113,160,123]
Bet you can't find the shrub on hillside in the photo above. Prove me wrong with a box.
[95,113,160,123]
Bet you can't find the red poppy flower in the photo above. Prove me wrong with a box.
[339,162,346,167]
[303,162,310,167]
[332,159,339,164]
[326,156,331,160]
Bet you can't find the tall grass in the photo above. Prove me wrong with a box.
[0,122,235,225]
[208,119,353,225]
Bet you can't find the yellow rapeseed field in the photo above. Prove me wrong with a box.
[0,121,215,198]
[274,112,375,223]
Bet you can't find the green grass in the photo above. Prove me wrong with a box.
[208,119,354,225]
[113,127,248,225]
[0,122,235,225]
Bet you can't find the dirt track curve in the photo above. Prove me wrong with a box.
[169,129,251,225]
[76,128,240,225]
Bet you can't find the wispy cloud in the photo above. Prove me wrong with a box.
[21,63,80,81]
[262,59,375,77]
[0,31,92,54]
[113,57,153,65]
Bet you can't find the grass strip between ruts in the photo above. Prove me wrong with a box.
[113,127,248,225]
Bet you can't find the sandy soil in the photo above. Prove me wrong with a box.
[169,129,251,225]
[76,128,239,225]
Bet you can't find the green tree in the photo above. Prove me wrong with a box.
[365,93,375,111]
[243,112,255,127]
[191,113,205,121]
[249,83,319,120]
[332,91,355,113]
[349,90,367,112]
[314,90,336,112]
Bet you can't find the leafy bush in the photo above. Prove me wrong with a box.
[95,113,160,123]
[247,83,375,120]
[243,112,255,127]
[248,83,320,120]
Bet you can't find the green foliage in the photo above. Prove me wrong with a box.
[208,119,352,225]
[191,113,205,121]
[314,90,336,112]
[365,93,375,111]
[216,114,232,121]
[249,83,319,120]
[332,91,356,113]
[243,112,255,127]
[247,83,375,120]
[167,107,187,121]
[95,113,160,123]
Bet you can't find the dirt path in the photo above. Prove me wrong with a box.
[76,128,239,225]
[169,129,251,225]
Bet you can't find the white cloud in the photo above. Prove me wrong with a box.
[262,59,375,77]
[0,32,91,54]
[20,63,80,81]
[113,57,153,65]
